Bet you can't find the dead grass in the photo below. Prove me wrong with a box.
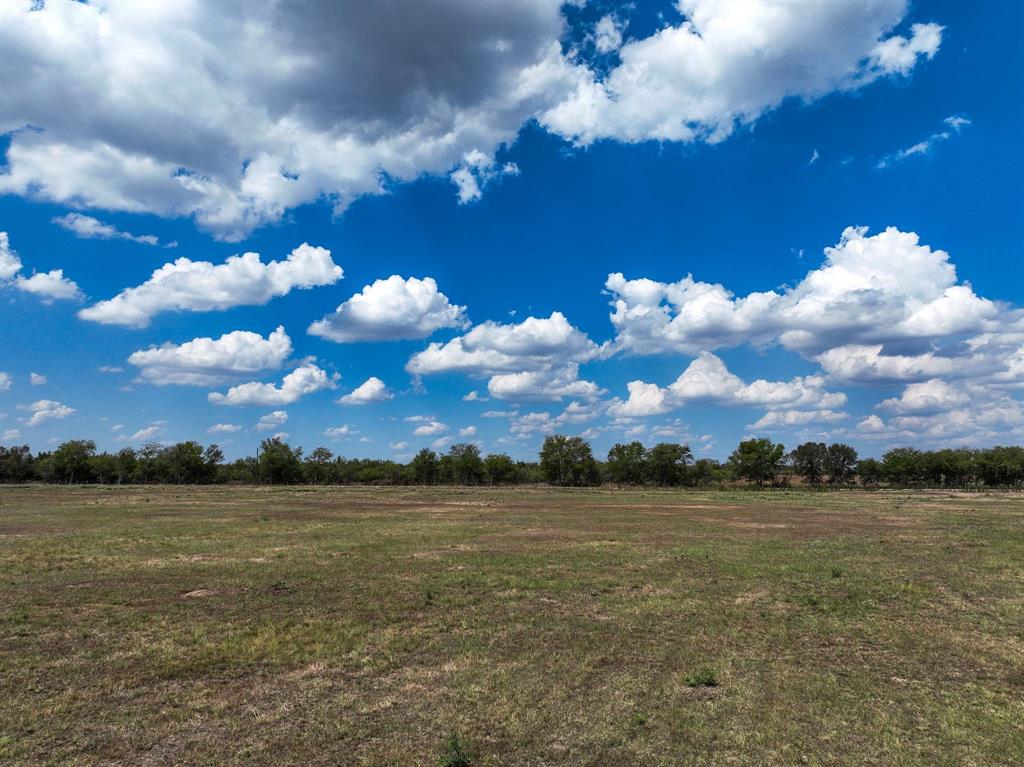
[1,486,1022,765]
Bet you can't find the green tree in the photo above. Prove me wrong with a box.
[52,440,97,484]
[259,438,303,484]
[882,447,923,485]
[790,442,826,485]
[164,441,206,484]
[606,441,647,484]
[448,443,484,485]
[824,443,859,485]
[729,438,785,487]
[539,435,598,486]
[645,442,693,486]
[303,446,334,484]
[856,458,882,486]
[409,448,439,485]
[483,453,517,485]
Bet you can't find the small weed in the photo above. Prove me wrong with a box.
[831,567,843,578]
[438,731,472,767]
[684,668,718,687]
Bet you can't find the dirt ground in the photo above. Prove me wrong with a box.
[1,485,1022,765]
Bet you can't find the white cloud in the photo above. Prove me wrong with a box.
[1,230,82,302]
[207,423,242,434]
[462,390,486,402]
[607,351,847,430]
[815,344,959,383]
[254,411,288,431]
[79,243,342,327]
[309,275,467,342]
[29,373,46,386]
[878,379,970,415]
[18,399,75,427]
[877,115,971,169]
[324,424,358,439]
[337,376,394,405]
[121,423,166,443]
[487,364,603,402]
[0,372,12,392]
[128,326,292,386]
[0,232,22,280]
[98,365,124,374]
[413,420,448,437]
[459,425,477,437]
[1,1,940,238]
[408,311,604,401]
[52,212,166,246]
[208,363,338,406]
[14,270,82,302]
[389,441,410,451]
[593,15,625,54]
[607,227,1001,359]
[543,5,941,145]
[430,436,453,450]
[2,429,21,442]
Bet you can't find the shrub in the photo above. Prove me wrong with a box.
[683,668,718,687]
[438,731,472,767]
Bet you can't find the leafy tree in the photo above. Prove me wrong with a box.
[976,446,1024,487]
[115,448,137,484]
[0,445,34,483]
[606,441,647,484]
[882,447,923,485]
[448,443,484,485]
[259,438,303,484]
[728,438,785,487]
[164,441,206,484]
[790,442,826,485]
[410,448,439,485]
[137,442,163,484]
[539,435,598,486]
[90,452,119,484]
[52,440,97,484]
[689,458,725,487]
[483,453,517,485]
[303,446,334,484]
[645,442,693,486]
[824,443,858,485]
[856,458,882,486]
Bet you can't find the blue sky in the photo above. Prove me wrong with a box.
[1,0,1022,461]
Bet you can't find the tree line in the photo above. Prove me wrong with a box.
[1,436,1023,488]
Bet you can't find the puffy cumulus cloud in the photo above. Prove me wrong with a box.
[1,0,578,239]
[52,213,168,247]
[323,424,358,439]
[487,364,603,402]
[593,15,625,54]
[1,231,82,302]
[607,227,999,358]
[409,312,601,375]
[254,411,288,431]
[120,422,166,443]
[208,364,338,406]
[543,3,940,145]
[207,423,241,434]
[413,420,448,437]
[878,379,970,415]
[0,232,22,280]
[450,153,520,204]
[18,399,75,427]
[389,441,410,451]
[2,2,939,239]
[309,276,467,342]
[608,352,847,429]
[14,269,82,302]
[337,376,394,405]
[79,243,342,328]
[0,372,11,391]
[815,344,960,384]
[29,373,46,386]
[408,312,604,401]
[459,426,477,437]
[2,428,22,442]
[128,326,292,386]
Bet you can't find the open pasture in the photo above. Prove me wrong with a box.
[1,486,1022,765]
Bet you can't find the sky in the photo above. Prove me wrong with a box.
[1,0,1022,462]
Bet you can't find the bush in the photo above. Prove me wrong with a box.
[438,731,472,767]
[683,668,718,687]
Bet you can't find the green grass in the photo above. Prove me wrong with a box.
[1,485,1023,765]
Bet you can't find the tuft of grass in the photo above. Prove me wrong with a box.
[683,668,718,688]
[438,731,472,767]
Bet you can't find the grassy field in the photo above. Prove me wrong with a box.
[1,486,1022,766]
